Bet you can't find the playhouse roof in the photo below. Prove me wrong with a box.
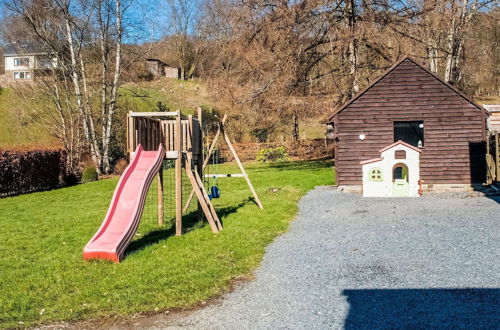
[359,141,421,165]
[328,57,486,122]
[379,140,422,153]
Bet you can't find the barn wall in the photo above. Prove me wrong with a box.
[334,59,486,186]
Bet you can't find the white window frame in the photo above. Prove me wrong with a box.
[13,71,32,80]
[14,57,30,67]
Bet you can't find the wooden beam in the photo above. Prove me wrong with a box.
[184,156,219,233]
[496,133,499,182]
[202,114,227,169]
[197,107,203,222]
[175,111,183,236]
[129,111,178,117]
[157,168,164,225]
[222,126,264,210]
[194,169,223,231]
[204,174,246,178]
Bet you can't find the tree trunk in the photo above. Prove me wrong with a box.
[292,110,299,141]
[63,8,101,170]
[347,0,359,95]
[101,0,123,174]
[427,45,439,74]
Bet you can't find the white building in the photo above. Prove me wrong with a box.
[360,141,422,197]
[3,42,58,82]
[484,104,500,133]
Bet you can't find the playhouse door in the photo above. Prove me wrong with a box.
[392,164,409,197]
[393,179,409,197]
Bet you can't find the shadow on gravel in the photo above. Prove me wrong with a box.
[485,194,500,204]
[343,288,500,329]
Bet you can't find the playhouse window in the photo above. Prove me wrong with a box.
[369,168,383,181]
[394,121,424,147]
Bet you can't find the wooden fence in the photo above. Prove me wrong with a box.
[126,111,201,158]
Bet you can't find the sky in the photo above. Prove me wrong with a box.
[0,0,171,45]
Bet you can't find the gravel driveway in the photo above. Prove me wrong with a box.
[124,188,500,329]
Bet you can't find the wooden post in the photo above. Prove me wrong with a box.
[197,107,203,222]
[495,133,500,182]
[486,134,492,185]
[175,111,183,236]
[222,125,264,209]
[184,155,219,233]
[194,169,223,231]
[157,166,164,225]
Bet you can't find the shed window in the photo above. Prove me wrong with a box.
[369,168,383,181]
[394,121,424,147]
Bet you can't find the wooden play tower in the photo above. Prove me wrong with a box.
[126,109,263,236]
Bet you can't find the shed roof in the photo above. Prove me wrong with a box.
[146,58,177,68]
[4,42,48,56]
[328,57,486,122]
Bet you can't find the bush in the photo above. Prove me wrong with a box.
[256,146,289,162]
[82,166,98,183]
[63,173,79,186]
[0,147,66,197]
[113,158,128,175]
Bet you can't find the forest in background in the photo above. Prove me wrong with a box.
[0,0,498,174]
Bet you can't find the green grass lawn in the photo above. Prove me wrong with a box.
[0,160,334,328]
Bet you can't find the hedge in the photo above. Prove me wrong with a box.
[0,147,66,198]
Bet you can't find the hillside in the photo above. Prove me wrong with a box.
[0,87,58,147]
[0,79,216,148]
[0,78,326,148]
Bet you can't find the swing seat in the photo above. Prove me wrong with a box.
[211,186,221,199]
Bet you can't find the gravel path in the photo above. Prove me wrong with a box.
[125,188,500,329]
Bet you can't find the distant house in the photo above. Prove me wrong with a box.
[146,58,180,79]
[484,104,500,133]
[327,57,487,195]
[3,42,58,82]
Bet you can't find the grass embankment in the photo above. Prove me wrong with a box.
[0,160,334,328]
[0,79,215,147]
[0,88,57,147]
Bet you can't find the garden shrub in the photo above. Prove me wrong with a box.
[0,147,66,197]
[113,158,128,175]
[82,166,98,183]
[63,173,79,186]
[256,146,289,162]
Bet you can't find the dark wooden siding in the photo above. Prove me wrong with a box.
[334,58,486,186]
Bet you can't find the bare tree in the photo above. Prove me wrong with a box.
[164,0,204,79]
[5,0,136,173]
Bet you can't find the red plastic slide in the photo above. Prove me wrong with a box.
[83,144,164,263]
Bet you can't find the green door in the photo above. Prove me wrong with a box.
[393,179,409,197]
[392,165,409,197]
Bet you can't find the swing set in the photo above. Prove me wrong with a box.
[183,114,264,212]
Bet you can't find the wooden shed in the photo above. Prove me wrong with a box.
[328,57,487,193]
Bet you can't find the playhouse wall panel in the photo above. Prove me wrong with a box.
[333,58,486,186]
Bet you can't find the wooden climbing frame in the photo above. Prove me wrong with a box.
[126,109,219,235]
